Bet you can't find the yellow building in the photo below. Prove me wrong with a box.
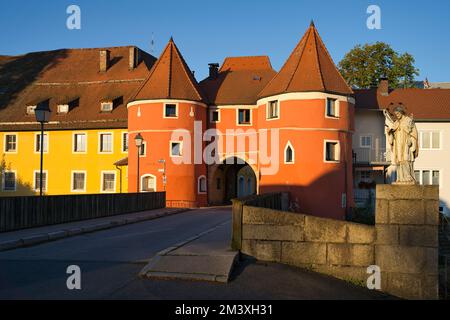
[0,46,156,196]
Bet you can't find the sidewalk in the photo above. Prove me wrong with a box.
[140,219,238,283]
[0,207,188,252]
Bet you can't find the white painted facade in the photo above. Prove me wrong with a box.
[415,122,450,215]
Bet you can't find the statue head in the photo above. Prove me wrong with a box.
[393,105,406,120]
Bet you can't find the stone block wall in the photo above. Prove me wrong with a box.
[375,185,439,300]
[236,185,439,300]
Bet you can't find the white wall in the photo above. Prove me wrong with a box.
[415,122,450,215]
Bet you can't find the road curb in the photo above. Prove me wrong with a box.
[0,208,190,252]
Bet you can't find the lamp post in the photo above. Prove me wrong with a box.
[35,100,51,197]
[134,133,144,192]
[158,159,166,191]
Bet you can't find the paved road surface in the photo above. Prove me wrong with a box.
[0,207,393,300]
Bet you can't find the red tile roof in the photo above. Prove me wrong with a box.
[0,46,156,130]
[259,22,353,98]
[132,38,205,102]
[200,56,276,105]
[354,87,450,121]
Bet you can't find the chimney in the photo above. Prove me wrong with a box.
[378,78,389,96]
[99,50,110,72]
[129,47,140,70]
[208,63,219,79]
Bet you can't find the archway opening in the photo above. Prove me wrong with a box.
[209,157,257,205]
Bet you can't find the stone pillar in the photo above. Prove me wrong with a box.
[375,184,439,299]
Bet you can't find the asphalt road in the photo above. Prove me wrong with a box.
[0,207,393,300]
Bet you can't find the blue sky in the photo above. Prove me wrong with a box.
[0,0,449,81]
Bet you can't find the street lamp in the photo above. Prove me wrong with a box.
[134,133,144,192]
[158,159,166,191]
[35,100,51,197]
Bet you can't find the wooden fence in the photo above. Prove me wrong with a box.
[0,192,166,233]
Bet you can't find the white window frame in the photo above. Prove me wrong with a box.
[4,133,18,153]
[359,135,373,149]
[210,109,221,123]
[139,141,147,157]
[324,140,341,163]
[26,105,36,115]
[163,103,179,119]
[71,170,87,193]
[98,132,114,154]
[34,132,49,154]
[170,141,183,157]
[33,170,48,192]
[198,175,207,194]
[2,170,17,192]
[415,169,442,186]
[325,98,340,119]
[236,108,252,126]
[284,141,295,164]
[141,174,157,192]
[57,104,69,114]
[100,171,116,193]
[266,100,280,120]
[419,130,441,150]
[101,102,114,113]
[72,132,88,154]
[121,132,129,153]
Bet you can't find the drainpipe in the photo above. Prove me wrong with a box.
[115,165,123,193]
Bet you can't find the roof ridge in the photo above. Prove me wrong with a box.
[312,27,326,92]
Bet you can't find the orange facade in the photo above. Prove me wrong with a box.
[127,23,355,219]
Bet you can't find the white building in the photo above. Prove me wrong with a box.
[354,79,450,215]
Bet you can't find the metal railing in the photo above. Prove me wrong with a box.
[353,147,389,164]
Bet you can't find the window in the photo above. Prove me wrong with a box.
[164,104,178,118]
[170,142,182,157]
[34,171,47,192]
[420,131,440,150]
[35,134,48,153]
[122,133,129,152]
[139,142,146,156]
[26,105,36,115]
[73,133,86,153]
[99,133,113,153]
[267,100,279,119]
[142,175,156,192]
[247,178,253,195]
[210,110,220,123]
[326,98,338,118]
[284,142,294,164]
[102,172,116,192]
[416,170,440,185]
[72,172,86,192]
[238,109,251,125]
[198,176,207,194]
[57,104,69,114]
[2,171,16,191]
[4,134,17,152]
[101,102,113,113]
[325,141,340,162]
[360,135,372,148]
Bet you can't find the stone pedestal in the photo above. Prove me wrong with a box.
[375,184,439,300]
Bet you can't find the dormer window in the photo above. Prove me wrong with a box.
[26,105,36,115]
[101,102,113,113]
[57,104,69,114]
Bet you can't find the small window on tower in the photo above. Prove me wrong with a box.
[326,98,338,118]
[238,109,251,125]
[101,102,113,113]
[165,104,178,118]
[325,141,340,162]
[211,110,220,123]
[267,100,279,119]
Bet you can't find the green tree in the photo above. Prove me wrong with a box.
[338,42,419,89]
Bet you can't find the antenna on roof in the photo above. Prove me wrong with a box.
[150,32,155,54]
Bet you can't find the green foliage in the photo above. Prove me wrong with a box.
[338,42,419,89]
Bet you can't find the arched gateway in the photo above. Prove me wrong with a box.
[208,157,257,205]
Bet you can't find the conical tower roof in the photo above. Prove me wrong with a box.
[133,38,205,102]
[259,22,353,98]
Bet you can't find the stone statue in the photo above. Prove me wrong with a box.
[383,105,419,185]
